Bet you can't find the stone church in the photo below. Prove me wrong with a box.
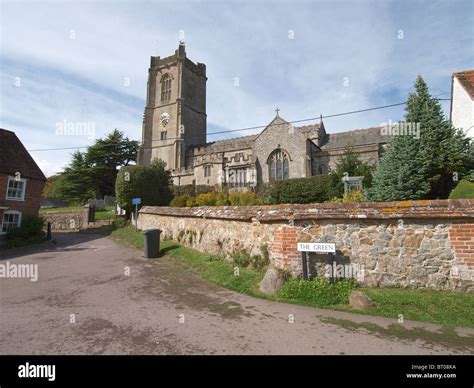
[138,43,389,188]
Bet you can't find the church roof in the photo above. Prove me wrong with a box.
[321,126,387,150]
[195,134,257,153]
[296,123,322,133]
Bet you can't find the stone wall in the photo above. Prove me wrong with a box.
[41,207,90,231]
[138,200,474,291]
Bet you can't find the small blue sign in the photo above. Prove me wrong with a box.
[132,198,141,205]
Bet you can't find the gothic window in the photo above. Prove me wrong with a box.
[160,131,167,140]
[268,149,290,181]
[204,165,211,177]
[270,160,276,181]
[161,74,172,102]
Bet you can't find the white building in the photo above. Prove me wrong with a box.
[450,70,474,138]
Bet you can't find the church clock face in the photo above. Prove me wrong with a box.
[160,112,170,127]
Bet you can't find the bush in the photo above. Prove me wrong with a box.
[194,192,217,206]
[265,175,336,204]
[169,195,191,207]
[277,278,358,307]
[449,179,474,199]
[5,214,46,247]
[115,159,173,216]
[232,250,251,267]
[228,192,261,206]
[328,190,367,204]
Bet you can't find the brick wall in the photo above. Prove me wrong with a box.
[139,199,474,291]
[449,221,474,269]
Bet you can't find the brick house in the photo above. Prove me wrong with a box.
[0,129,47,235]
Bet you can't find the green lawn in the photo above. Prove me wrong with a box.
[110,225,474,328]
[40,206,84,213]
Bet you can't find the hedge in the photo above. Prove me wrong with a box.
[264,175,337,204]
[449,179,474,199]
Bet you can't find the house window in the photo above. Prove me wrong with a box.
[160,131,167,140]
[161,74,172,102]
[204,165,211,177]
[6,177,26,201]
[268,149,290,181]
[1,211,21,234]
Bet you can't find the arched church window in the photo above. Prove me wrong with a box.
[161,74,172,102]
[270,160,276,181]
[277,160,283,180]
[268,149,290,181]
[283,159,289,179]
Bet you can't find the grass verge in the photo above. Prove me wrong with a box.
[320,317,474,351]
[109,226,474,329]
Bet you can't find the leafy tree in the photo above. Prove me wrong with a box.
[85,129,139,197]
[369,75,472,201]
[115,159,172,218]
[329,146,374,197]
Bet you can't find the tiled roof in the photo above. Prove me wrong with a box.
[321,127,388,150]
[454,70,474,100]
[0,129,47,180]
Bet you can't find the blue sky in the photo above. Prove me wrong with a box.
[1,0,473,176]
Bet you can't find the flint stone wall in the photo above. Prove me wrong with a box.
[138,200,474,291]
[41,207,90,231]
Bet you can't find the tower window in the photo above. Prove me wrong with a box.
[161,74,172,102]
[268,149,290,181]
[204,165,212,177]
[160,131,167,140]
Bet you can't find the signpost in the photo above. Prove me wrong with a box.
[132,198,141,231]
[296,242,336,281]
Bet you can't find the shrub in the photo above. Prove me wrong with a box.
[194,192,217,206]
[265,175,336,204]
[169,195,191,207]
[116,159,173,216]
[328,190,366,204]
[215,192,230,206]
[277,278,358,307]
[5,215,46,247]
[229,192,261,206]
[449,179,474,199]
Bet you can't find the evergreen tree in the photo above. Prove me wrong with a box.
[369,75,471,201]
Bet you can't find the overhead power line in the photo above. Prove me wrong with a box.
[27,97,451,152]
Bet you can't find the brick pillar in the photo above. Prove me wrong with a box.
[449,221,474,272]
[269,225,299,273]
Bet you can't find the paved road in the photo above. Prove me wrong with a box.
[0,232,470,355]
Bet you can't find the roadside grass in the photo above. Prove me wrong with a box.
[335,288,474,329]
[320,317,474,351]
[109,225,474,329]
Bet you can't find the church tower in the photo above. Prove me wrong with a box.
[138,42,207,170]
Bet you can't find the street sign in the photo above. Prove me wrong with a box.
[132,198,141,205]
[297,242,336,253]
